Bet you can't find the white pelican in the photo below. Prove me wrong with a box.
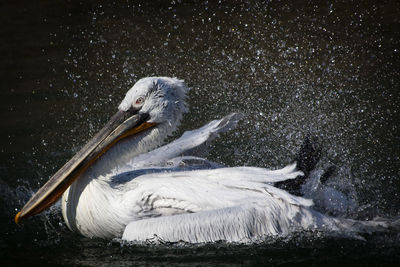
[15,77,388,243]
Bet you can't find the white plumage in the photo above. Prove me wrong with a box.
[59,77,388,243]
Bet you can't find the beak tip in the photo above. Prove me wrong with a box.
[15,211,22,224]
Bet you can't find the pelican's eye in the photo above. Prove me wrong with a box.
[134,96,145,106]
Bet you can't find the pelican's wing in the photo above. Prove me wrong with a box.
[127,113,243,168]
[119,166,319,243]
[121,165,310,210]
[118,165,314,243]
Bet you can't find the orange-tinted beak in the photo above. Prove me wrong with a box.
[15,110,156,224]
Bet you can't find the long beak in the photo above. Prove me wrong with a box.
[15,110,156,224]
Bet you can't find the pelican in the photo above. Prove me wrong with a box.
[15,77,389,243]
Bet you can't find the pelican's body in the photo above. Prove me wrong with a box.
[17,77,389,243]
[61,116,317,241]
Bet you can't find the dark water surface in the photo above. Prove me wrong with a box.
[1,0,399,266]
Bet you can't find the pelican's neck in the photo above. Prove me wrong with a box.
[87,122,175,180]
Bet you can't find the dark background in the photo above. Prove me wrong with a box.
[1,0,399,266]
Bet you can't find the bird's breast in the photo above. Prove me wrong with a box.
[61,176,130,239]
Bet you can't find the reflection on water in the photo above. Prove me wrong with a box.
[1,0,399,265]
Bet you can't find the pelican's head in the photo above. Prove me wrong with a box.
[119,77,188,130]
[15,77,189,223]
